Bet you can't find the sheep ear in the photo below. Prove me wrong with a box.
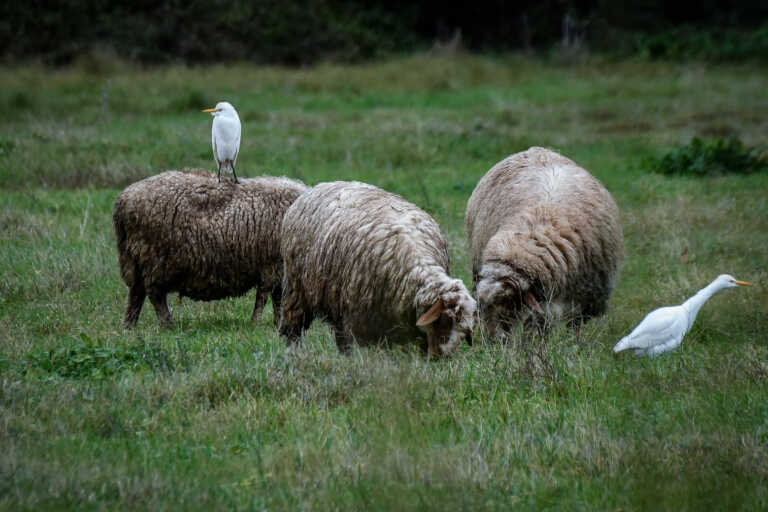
[524,291,544,315]
[416,299,444,326]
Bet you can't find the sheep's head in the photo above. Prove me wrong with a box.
[475,261,543,339]
[416,278,477,358]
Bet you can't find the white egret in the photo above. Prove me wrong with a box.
[202,101,241,183]
[614,274,750,357]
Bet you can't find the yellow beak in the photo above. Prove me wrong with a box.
[202,108,217,113]
[734,280,751,286]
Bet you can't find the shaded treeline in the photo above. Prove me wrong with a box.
[1,0,767,65]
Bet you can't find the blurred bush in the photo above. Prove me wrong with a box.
[0,1,766,65]
[0,0,415,66]
[646,137,768,177]
[621,24,768,61]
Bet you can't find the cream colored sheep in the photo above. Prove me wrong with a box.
[466,147,623,336]
[279,181,476,357]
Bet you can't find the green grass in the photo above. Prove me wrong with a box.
[1,53,767,510]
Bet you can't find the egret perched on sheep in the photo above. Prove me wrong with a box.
[202,101,241,183]
[614,274,750,357]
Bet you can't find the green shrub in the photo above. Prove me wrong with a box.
[633,25,768,62]
[646,137,768,177]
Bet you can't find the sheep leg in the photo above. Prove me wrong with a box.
[278,310,311,344]
[279,307,313,344]
[566,315,587,330]
[251,289,269,323]
[148,291,173,328]
[277,301,304,343]
[123,282,146,328]
[579,297,607,323]
[269,286,283,326]
[333,326,352,354]
[277,280,311,343]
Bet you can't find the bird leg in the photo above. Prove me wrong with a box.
[217,162,222,183]
[232,165,239,184]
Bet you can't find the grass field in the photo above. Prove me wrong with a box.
[1,53,767,510]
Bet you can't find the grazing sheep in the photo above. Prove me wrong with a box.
[466,147,623,337]
[113,170,308,328]
[279,181,477,357]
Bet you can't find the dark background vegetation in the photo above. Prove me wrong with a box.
[2,0,767,65]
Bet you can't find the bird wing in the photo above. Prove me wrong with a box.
[614,306,687,352]
[646,335,685,357]
[213,116,241,162]
[233,129,240,165]
[211,130,219,166]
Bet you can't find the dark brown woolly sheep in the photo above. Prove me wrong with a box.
[465,147,624,337]
[279,181,477,357]
[113,170,308,328]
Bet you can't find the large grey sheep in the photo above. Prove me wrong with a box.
[279,181,477,357]
[465,147,623,337]
[113,170,308,328]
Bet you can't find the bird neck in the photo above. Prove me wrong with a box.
[681,281,723,330]
[224,110,239,121]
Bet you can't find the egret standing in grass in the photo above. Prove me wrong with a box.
[202,101,241,183]
[614,274,751,357]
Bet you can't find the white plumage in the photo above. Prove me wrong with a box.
[614,274,750,357]
[202,101,241,183]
